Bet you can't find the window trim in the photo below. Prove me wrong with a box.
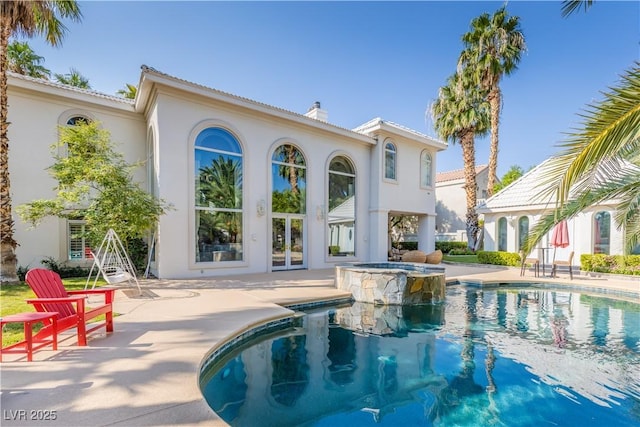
[383,139,397,182]
[189,122,247,269]
[420,150,433,188]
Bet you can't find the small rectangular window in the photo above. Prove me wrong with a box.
[68,221,92,260]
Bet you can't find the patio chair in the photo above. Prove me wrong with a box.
[520,251,539,277]
[25,269,115,346]
[551,251,575,280]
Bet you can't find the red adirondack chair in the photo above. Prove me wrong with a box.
[25,269,115,346]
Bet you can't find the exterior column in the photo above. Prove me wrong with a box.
[418,214,435,252]
[369,209,390,262]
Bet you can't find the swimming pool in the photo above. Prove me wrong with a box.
[200,284,640,426]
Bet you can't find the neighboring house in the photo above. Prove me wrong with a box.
[435,164,489,241]
[8,67,447,279]
[477,158,633,267]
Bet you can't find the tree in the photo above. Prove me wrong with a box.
[117,83,137,99]
[524,63,640,255]
[18,120,169,251]
[493,165,524,193]
[523,1,640,255]
[460,6,526,197]
[432,69,490,250]
[7,40,50,78]
[1,0,82,283]
[54,66,90,88]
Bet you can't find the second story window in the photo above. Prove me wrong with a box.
[384,141,396,180]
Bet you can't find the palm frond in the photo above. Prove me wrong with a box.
[561,0,595,18]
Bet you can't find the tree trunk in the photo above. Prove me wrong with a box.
[460,130,479,250]
[0,19,19,283]
[486,86,501,198]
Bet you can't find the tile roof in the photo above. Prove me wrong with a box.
[8,71,133,105]
[436,164,488,183]
[477,160,556,211]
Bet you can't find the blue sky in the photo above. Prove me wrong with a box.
[21,1,639,177]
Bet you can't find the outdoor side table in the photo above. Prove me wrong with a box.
[0,312,58,362]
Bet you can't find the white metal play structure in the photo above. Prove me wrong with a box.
[86,228,141,293]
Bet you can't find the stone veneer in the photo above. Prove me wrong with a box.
[335,262,446,305]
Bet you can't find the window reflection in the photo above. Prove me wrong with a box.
[195,128,243,262]
[271,335,309,407]
[594,211,610,254]
[328,156,355,256]
[272,144,306,214]
[327,313,356,385]
[518,216,529,250]
[498,217,507,251]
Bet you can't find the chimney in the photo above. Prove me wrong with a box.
[304,101,328,122]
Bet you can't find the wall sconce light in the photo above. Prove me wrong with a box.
[316,205,325,221]
[257,199,266,217]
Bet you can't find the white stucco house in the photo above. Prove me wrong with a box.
[8,66,447,279]
[477,158,634,267]
[435,164,489,241]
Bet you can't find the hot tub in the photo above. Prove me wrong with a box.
[335,262,446,305]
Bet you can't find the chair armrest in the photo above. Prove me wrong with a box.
[68,288,115,304]
[26,296,85,304]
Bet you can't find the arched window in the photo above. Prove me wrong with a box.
[518,216,529,250]
[66,115,90,126]
[272,144,306,214]
[328,156,355,257]
[194,127,243,263]
[384,141,396,180]
[497,217,507,251]
[594,211,610,254]
[421,151,432,187]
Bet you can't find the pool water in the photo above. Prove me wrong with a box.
[200,285,640,426]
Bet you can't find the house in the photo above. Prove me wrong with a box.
[477,158,633,266]
[435,164,489,241]
[8,66,447,279]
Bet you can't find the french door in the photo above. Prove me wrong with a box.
[272,214,305,270]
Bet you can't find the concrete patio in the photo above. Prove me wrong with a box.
[1,264,638,426]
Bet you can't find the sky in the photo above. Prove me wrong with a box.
[20,0,640,177]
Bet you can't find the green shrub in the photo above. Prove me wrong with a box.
[581,254,640,275]
[449,248,476,255]
[477,251,521,267]
[329,245,340,255]
[392,241,418,251]
[125,237,149,273]
[41,256,91,279]
[436,241,468,254]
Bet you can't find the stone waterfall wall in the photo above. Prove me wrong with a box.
[335,263,446,305]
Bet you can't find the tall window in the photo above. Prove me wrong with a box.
[518,216,529,250]
[421,151,432,187]
[68,221,92,260]
[384,141,396,180]
[594,211,610,254]
[272,144,306,213]
[497,217,507,251]
[328,156,355,257]
[194,128,243,263]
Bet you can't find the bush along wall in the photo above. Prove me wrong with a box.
[392,241,418,251]
[436,241,468,254]
[477,251,521,267]
[580,254,640,276]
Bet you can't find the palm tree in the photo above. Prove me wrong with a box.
[7,40,50,78]
[432,70,490,250]
[524,63,640,254]
[54,67,90,88]
[0,1,82,283]
[117,83,137,99]
[460,6,526,197]
[561,0,595,17]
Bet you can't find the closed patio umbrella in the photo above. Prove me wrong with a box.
[550,219,570,261]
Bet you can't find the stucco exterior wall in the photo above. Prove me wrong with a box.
[8,71,445,279]
[8,79,144,271]
[482,203,626,266]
